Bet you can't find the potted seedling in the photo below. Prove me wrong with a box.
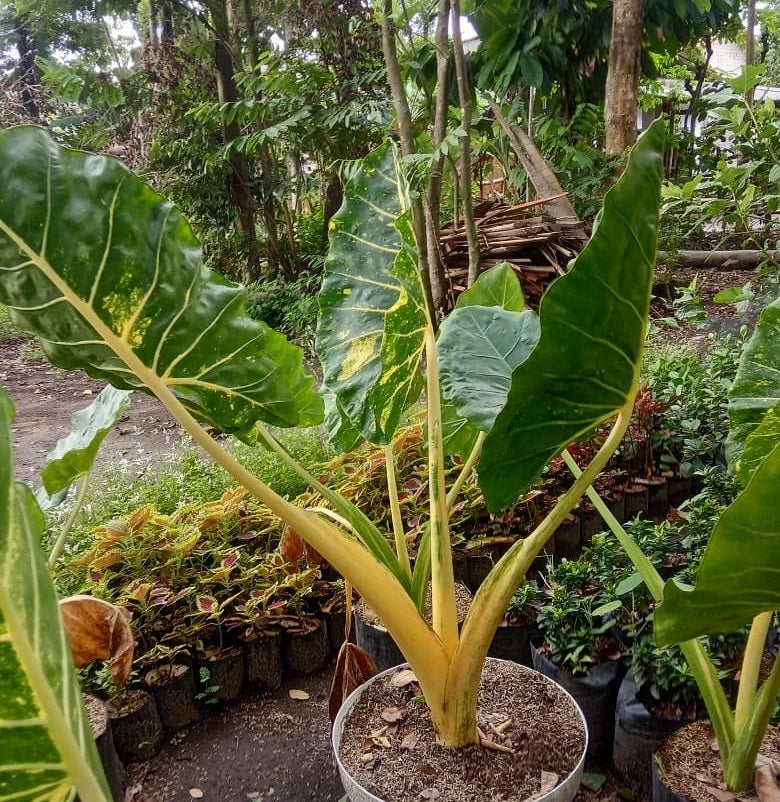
[567,296,780,801]
[0,117,666,801]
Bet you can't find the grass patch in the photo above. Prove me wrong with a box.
[0,306,17,342]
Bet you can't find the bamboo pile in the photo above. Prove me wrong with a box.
[440,195,589,308]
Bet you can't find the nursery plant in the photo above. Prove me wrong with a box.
[0,119,667,799]
[569,295,780,793]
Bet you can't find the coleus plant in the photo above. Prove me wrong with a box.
[1,119,670,799]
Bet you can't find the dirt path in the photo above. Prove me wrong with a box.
[1,337,184,484]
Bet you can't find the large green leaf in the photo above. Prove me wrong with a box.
[40,385,132,503]
[654,443,780,646]
[478,121,665,512]
[439,265,537,456]
[315,142,427,445]
[0,389,111,802]
[455,262,525,312]
[0,126,322,437]
[438,306,540,432]
[725,297,780,485]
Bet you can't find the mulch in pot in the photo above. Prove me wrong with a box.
[654,721,780,802]
[337,660,585,802]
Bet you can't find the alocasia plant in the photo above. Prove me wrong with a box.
[0,119,664,796]
[570,297,780,792]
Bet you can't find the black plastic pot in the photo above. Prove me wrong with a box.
[666,475,693,508]
[282,618,330,674]
[636,476,669,519]
[487,620,535,666]
[612,672,687,795]
[652,757,687,802]
[532,645,626,762]
[353,613,404,672]
[82,693,125,802]
[107,689,164,763]
[554,514,581,560]
[244,630,283,689]
[144,663,201,734]
[196,645,245,704]
[621,483,649,519]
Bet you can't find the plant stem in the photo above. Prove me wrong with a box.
[725,653,780,791]
[385,443,412,579]
[254,424,406,587]
[48,474,90,567]
[446,431,485,515]
[735,611,773,732]
[426,324,459,656]
[441,401,635,747]
[563,450,736,764]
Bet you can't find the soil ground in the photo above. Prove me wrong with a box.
[0,264,769,802]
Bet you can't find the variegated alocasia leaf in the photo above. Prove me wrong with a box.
[316,142,427,446]
[0,127,322,437]
[478,120,665,512]
[0,389,111,802]
[725,297,780,485]
[38,385,132,509]
[654,442,780,646]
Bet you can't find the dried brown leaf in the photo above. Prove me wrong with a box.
[420,789,440,799]
[400,733,419,750]
[381,706,405,723]
[705,785,735,802]
[328,643,378,723]
[390,669,418,688]
[755,764,780,802]
[540,771,558,793]
[59,595,134,683]
[288,689,310,700]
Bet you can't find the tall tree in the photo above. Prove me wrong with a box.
[604,0,644,155]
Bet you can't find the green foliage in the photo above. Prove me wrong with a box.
[660,69,780,251]
[1,389,112,802]
[245,272,322,350]
[641,334,745,476]
[0,304,16,341]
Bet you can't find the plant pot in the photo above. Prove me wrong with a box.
[465,547,498,592]
[82,693,125,802]
[332,659,588,802]
[576,502,605,546]
[144,663,201,733]
[282,617,330,674]
[106,688,164,763]
[243,630,283,690]
[622,483,649,519]
[532,645,626,762]
[487,619,535,666]
[554,514,581,560]
[196,645,245,704]
[653,721,780,802]
[612,671,687,795]
[665,474,693,508]
[636,476,669,519]
[353,612,403,672]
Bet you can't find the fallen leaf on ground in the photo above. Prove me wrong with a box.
[755,763,780,802]
[540,771,558,793]
[189,789,204,799]
[381,706,405,723]
[400,733,419,750]
[288,689,310,700]
[704,785,735,802]
[390,669,417,688]
[328,643,378,722]
[420,789,440,799]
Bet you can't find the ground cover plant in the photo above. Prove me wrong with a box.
[0,116,673,800]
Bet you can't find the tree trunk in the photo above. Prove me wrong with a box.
[745,0,756,106]
[380,0,438,326]
[424,0,451,312]
[159,0,174,49]
[14,17,42,122]
[450,0,480,287]
[209,0,261,282]
[656,250,779,269]
[604,0,644,156]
